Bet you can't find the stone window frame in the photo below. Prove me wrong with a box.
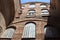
[27,10,36,16]
[22,22,36,38]
[1,26,16,38]
[40,3,47,9]
[29,3,36,8]
[40,9,49,17]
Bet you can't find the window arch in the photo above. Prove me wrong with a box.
[21,6,25,10]
[41,9,49,16]
[22,22,36,38]
[1,26,16,38]
[40,4,47,9]
[29,3,35,8]
[27,10,36,16]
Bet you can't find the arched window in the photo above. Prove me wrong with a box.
[41,9,49,16]
[22,6,25,10]
[22,23,36,38]
[40,4,47,9]
[29,4,35,8]
[1,27,16,38]
[27,10,36,16]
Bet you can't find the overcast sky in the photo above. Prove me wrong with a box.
[21,0,50,3]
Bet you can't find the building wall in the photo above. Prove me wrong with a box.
[14,0,22,18]
[21,2,50,19]
[12,19,47,40]
[12,2,50,40]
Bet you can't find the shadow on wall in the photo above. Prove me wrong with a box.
[21,38,35,40]
[0,38,11,40]
[44,25,60,40]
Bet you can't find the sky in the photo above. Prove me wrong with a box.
[21,0,50,3]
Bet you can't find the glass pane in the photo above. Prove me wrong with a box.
[29,11,35,13]
[22,23,36,38]
[28,10,36,15]
[1,28,15,38]
[40,5,47,8]
[41,10,49,16]
[41,10,48,13]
